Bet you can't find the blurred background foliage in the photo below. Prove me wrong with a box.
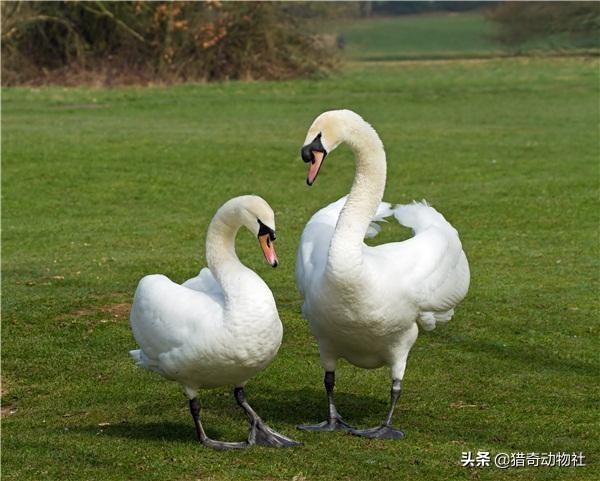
[1,1,346,85]
[485,1,600,48]
[1,1,599,86]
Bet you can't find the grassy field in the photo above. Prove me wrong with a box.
[2,21,599,481]
[329,13,600,61]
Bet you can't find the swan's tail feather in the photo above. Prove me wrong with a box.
[393,200,453,234]
[366,201,395,238]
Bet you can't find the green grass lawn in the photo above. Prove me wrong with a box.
[328,13,600,61]
[2,55,599,480]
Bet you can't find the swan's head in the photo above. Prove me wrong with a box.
[301,109,365,186]
[236,195,278,268]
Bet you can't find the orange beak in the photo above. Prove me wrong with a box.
[259,234,278,267]
[307,151,325,186]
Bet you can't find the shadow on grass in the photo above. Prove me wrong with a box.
[71,387,382,443]
[445,334,599,378]
[239,386,383,427]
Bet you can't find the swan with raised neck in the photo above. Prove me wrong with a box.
[303,109,387,274]
[297,109,470,439]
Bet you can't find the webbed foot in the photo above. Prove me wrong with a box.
[250,421,302,447]
[349,424,405,440]
[233,387,300,448]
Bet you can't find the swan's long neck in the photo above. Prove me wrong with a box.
[205,207,246,300]
[328,120,386,275]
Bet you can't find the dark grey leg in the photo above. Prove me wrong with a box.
[297,371,355,431]
[349,379,405,439]
[188,398,247,450]
[234,387,301,448]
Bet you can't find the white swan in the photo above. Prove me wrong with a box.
[296,110,470,439]
[129,195,299,449]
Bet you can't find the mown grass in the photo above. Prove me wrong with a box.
[329,12,599,61]
[2,54,599,480]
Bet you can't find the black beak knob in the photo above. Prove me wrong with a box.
[301,144,314,163]
[301,133,326,163]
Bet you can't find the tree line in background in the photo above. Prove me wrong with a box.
[1,1,598,86]
[485,2,600,48]
[1,1,346,86]
[368,1,598,47]
[366,1,488,17]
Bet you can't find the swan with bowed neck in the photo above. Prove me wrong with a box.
[296,110,470,439]
[129,195,299,449]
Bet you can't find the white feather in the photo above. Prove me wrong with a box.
[296,110,470,383]
[130,196,283,398]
